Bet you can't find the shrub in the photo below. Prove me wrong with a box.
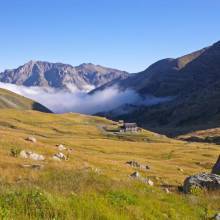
[0,188,67,219]
[106,191,137,206]
[0,207,9,220]
[10,147,21,157]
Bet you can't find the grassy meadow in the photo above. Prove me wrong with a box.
[0,109,219,219]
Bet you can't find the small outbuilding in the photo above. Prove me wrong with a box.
[120,123,138,132]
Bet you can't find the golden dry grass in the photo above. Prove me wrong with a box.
[0,109,219,219]
[0,109,219,184]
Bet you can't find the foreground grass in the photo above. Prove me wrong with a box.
[0,169,219,220]
[0,109,219,219]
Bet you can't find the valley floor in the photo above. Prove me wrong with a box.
[0,109,219,219]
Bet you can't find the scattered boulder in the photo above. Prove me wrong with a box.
[26,136,37,143]
[146,179,154,186]
[29,153,45,161]
[53,152,67,161]
[144,165,150,170]
[130,171,140,178]
[126,161,150,170]
[183,173,220,193]
[20,150,45,161]
[20,150,29,159]
[177,167,184,172]
[212,213,220,220]
[126,161,140,168]
[57,144,66,151]
[212,155,220,175]
[130,171,154,186]
[164,188,170,194]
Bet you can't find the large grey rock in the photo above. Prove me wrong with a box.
[212,213,220,220]
[212,155,220,175]
[183,173,220,193]
[20,150,45,161]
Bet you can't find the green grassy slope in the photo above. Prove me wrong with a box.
[0,109,219,219]
[0,88,52,113]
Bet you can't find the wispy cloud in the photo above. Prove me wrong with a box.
[0,82,173,114]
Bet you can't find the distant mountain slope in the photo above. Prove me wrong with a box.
[0,88,52,113]
[0,61,128,92]
[92,46,207,95]
[177,127,220,145]
[96,41,220,137]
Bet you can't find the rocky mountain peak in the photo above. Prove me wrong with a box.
[0,61,129,92]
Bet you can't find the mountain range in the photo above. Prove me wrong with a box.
[1,41,220,138]
[0,61,128,92]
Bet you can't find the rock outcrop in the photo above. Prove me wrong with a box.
[212,155,220,175]
[183,173,220,193]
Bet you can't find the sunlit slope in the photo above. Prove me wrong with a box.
[178,127,220,144]
[0,109,219,219]
[0,109,219,184]
[0,88,51,112]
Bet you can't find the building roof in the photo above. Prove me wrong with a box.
[124,123,137,128]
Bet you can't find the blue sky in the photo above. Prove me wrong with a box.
[0,0,220,73]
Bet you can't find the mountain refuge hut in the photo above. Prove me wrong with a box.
[119,122,139,133]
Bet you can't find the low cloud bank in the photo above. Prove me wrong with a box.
[0,82,173,114]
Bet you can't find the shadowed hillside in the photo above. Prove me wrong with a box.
[95,41,220,138]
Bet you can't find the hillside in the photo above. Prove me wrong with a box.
[177,127,220,145]
[0,109,219,219]
[95,41,220,137]
[0,61,128,92]
[0,88,52,113]
[90,47,207,95]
